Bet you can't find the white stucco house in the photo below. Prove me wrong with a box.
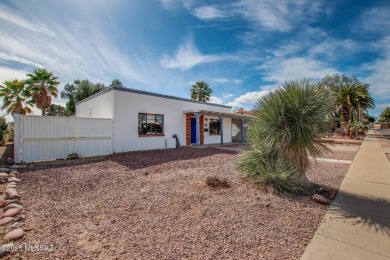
[76,86,251,152]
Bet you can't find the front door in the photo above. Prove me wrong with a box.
[191,117,196,144]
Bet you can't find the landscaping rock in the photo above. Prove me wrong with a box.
[5,188,17,195]
[8,173,16,178]
[312,194,331,204]
[2,208,21,217]
[0,173,8,179]
[10,222,22,229]
[0,201,6,208]
[6,185,17,190]
[6,193,20,200]
[5,199,20,206]
[0,217,14,226]
[3,204,23,211]
[0,168,10,173]
[8,177,21,182]
[0,243,13,257]
[6,158,14,165]
[3,228,24,241]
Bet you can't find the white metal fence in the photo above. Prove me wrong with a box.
[14,114,113,163]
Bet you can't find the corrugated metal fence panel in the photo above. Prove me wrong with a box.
[15,115,113,162]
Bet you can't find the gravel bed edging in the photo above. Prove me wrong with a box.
[0,167,28,258]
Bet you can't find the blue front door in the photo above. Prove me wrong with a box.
[191,117,196,144]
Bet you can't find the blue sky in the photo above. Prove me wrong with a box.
[0,0,389,117]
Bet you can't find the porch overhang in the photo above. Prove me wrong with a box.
[182,109,254,120]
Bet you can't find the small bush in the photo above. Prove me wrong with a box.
[237,150,304,195]
[205,176,231,189]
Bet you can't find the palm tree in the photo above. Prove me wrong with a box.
[330,83,374,136]
[0,80,33,115]
[26,68,60,116]
[238,79,332,193]
[190,81,212,102]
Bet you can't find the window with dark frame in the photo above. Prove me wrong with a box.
[138,113,164,135]
[209,119,221,135]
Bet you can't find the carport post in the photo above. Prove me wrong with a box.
[195,112,201,147]
[219,116,224,145]
[240,118,245,143]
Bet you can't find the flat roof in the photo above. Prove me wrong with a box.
[76,86,232,109]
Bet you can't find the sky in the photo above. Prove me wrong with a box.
[0,0,389,118]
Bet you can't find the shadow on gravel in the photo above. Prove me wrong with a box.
[26,147,238,172]
[329,191,390,237]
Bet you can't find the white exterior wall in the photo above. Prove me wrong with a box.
[76,90,114,119]
[113,90,186,152]
[203,116,232,144]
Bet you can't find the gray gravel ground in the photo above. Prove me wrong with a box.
[9,147,355,259]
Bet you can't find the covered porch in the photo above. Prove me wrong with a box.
[183,109,253,147]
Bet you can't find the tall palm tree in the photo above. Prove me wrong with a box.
[0,80,33,115]
[26,68,60,116]
[190,81,212,102]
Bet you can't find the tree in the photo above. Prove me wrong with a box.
[3,121,14,143]
[110,79,124,88]
[61,79,107,115]
[190,81,212,102]
[46,104,71,116]
[26,68,60,116]
[0,117,7,143]
[0,80,33,115]
[320,74,374,136]
[379,107,390,123]
[237,79,332,194]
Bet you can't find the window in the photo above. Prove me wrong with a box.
[209,119,221,135]
[138,113,164,135]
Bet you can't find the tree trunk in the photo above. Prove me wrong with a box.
[42,108,46,116]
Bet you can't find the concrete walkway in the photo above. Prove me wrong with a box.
[301,130,390,260]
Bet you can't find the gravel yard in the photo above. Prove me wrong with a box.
[10,146,356,259]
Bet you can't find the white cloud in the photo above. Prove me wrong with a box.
[260,57,337,83]
[226,100,242,108]
[0,67,30,83]
[160,40,238,70]
[0,52,44,68]
[225,89,272,110]
[235,90,270,103]
[193,6,226,20]
[356,5,390,34]
[237,0,325,31]
[0,4,54,35]
[363,37,390,102]
[209,96,223,104]
[210,78,242,84]
[222,92,233,99]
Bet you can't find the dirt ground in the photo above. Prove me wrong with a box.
[9,146,355,259]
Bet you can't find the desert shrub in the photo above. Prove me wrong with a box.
[237,79,332,195]
[205,176,230,188]
[237,150,304,195]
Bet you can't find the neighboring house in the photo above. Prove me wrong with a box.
[76,86,251,152]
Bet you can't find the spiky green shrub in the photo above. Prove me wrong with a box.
[237,79,332,194]
[237,150,304,195]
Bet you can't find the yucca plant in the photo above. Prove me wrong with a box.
[237,150,304,195]
[237,79,332,194]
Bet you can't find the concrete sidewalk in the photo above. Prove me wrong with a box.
[301,130,390,260]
